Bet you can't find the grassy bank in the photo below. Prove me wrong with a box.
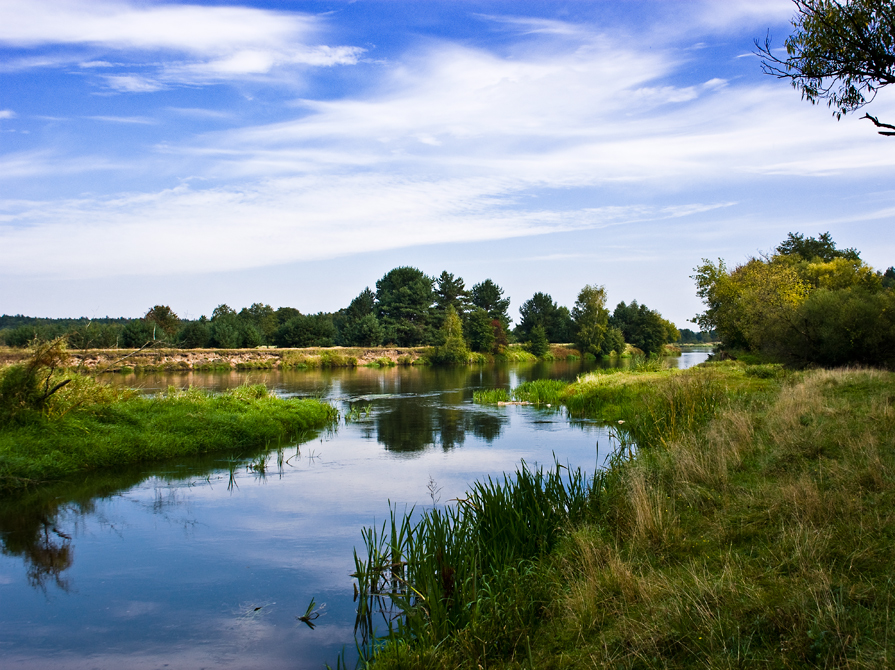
[353,364,895,668]
[0,376,337,494]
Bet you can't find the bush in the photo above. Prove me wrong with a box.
[0,339,70,424]
[779,287,895,367]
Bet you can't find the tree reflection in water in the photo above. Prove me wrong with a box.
[375,399,508,453]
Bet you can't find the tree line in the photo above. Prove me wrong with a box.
[694,232,895,367]
[0,267,689,356]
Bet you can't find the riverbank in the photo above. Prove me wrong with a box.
[0,380,337,495]
[0,342,683,373]
[357,363,895,668]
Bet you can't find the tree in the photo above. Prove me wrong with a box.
[275,313,336,348]
[883,266,895,288]
[756,0,895,135]
[470,279,511,326]
[341,288,383,346]
[375,267,435,346]
[120,319,155,348]
[776,231,860,262]
[178,320,210,348]
[144,305,179,338]
[342,313,384,347]
[527,325,550,357]
[466,307,496,353]
[238,303,277,343]
[517,293,570,343]
[434,272,471,320]
[692,232,895,365]
[571,284,609,357]
[602,327,626,356]
[610,301,678,355]
[429,305,470,365]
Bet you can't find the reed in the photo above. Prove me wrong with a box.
[353,461,605,661]
[511,379,566,405]
[471,388,510,404]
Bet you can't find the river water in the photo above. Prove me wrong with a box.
[0,350,710,669]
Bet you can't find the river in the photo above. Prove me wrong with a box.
[0,349,710,669]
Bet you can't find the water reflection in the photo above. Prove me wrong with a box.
[375,400,507,453]
[0,445,309,596]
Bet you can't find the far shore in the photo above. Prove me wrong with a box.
[0,341,692,373]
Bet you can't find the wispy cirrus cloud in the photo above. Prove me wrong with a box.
[0,0,363,89]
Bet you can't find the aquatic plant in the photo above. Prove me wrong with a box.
[353,461,601,657]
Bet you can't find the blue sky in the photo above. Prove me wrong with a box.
[2,0,894,327]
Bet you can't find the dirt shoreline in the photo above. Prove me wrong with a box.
[0,345,432,372]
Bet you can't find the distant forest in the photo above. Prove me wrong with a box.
[0,267,710,355]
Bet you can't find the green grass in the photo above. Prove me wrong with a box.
[471,388,511,404]
[494,347,537,363]
[0,379,337,494]
[355,365,895,669]
[511,379,567,405]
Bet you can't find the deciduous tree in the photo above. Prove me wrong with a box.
[757,0,895,135]
[571,284,609,357]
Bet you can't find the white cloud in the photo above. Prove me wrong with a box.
[0,1,314,53]
[0,109,15,120]
[0,175,732,278]
[0,0,363,88]
[86,115,157,124]
[690,0,794,32]
[2,10,894,283]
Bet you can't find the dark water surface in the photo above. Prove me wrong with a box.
[0,351,710,669]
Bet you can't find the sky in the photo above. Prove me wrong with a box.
[1,0,894,328]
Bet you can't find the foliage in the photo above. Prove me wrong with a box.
[144,305,179,337]
[342,313,384,347]
[676,327,716,344]
[470,279,512,328]
[571,284,610,357]
[465,307,496,353]
[776,230,860,262]
[693,232,895,366]
[517,293,572,343]
[341,288,383,346]
[66,321,122,349]
[884,265,895,288]
[526,325,549,357]
[757,0,895,134]
[434,271,471,321]
[602,326,626,355]
[119,318,156,348]
[274,313,336,348]
[610,301,678,355]
[376,267,435,346]
[0,339,71,424]
[238,303,278,342]
[429,306,470,366]
[784,286,895,366]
